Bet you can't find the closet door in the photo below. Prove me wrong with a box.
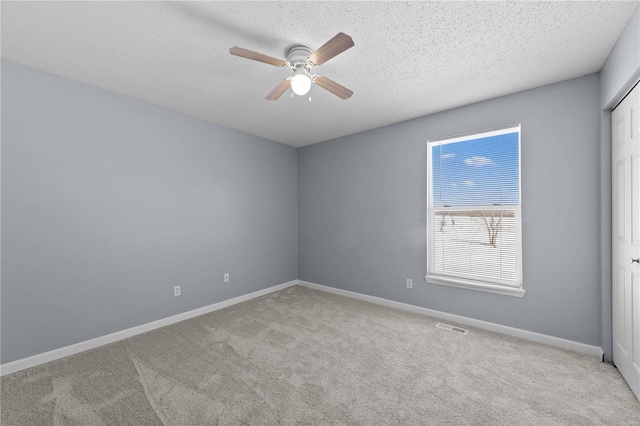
[612,81,640,401]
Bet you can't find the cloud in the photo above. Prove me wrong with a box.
[441,153,455,159]
[464,156,494,166]
[463,180,475,186]
[449,182,458,187]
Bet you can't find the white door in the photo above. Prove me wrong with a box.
[612,81,640,401]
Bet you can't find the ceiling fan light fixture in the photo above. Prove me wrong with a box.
[291,68,312,96]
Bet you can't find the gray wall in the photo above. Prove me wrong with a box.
[1,60,298,364]
[299,74,602,346]
[600,6,639,108]
[598,6,639,360]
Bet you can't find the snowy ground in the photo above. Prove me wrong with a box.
[433,211,516,281]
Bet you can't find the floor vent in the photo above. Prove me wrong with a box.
[436,323,468,335]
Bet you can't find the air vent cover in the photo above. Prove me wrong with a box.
[436,323,468,335]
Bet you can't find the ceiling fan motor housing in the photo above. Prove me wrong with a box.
[286,45,313,68]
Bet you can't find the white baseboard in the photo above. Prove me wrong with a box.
[0,280,298,376]
[298,280,604,359]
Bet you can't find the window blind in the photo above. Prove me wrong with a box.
[427,125,521,288]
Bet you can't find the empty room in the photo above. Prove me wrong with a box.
[2,1,640,424]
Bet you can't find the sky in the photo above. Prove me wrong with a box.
[431,131,519,207]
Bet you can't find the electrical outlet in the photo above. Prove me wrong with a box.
[174,286,181,297]
[406,279,413,289]
[224,273,230,283]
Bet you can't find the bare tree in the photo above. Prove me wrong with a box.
[481,211,503,248]
[439,212,456,232]
[437,209,512,246]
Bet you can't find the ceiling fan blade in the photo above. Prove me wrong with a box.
[314,76,353,100]
[307,33,354,66]
[266,79,291,101]
[229,46,286,67]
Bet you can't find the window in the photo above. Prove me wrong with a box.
[426,125,524,297]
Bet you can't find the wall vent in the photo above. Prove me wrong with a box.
[436,322,468,335]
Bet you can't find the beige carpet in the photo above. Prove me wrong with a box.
[1,285,639,425]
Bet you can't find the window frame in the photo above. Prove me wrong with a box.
[425,125,525,297]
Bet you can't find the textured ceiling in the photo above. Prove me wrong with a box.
[1,1,638,147]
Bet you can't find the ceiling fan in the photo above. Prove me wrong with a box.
[229,33,354,101]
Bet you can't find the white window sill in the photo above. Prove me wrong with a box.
[425,275,526,298]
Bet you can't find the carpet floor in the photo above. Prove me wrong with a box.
[1,285,639,425]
